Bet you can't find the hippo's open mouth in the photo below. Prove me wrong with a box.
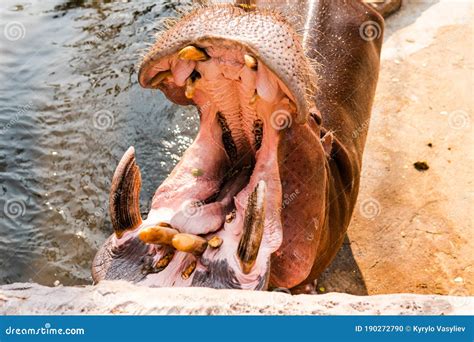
[92,4,326,290]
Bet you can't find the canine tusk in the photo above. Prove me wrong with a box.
[109,147,142,239]
[237,180,266,274]
[178,46,209,61]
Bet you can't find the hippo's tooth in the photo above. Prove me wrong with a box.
[172,233,208,255]
[256,65,281,103]
[138,225,178,245]
[181,260,197,280]
[150,70,172,88]
[109,147,142,239]
[154,250,175,270]
[249,91,259,105]
[237,180,266,274]
[207,236,223,248]
[185,77,196,99]
[178,45,209,61]
[244,54,257,70]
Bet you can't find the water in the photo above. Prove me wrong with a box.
[0,0,199,286]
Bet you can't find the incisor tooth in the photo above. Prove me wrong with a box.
[172,233,208,255]
[208,236,223,248]
[244,54,257,70]
[237,180,266,274]
[181,260,197,280]
[150,70,172,88]
[178,46,209,61]
[155,250,175,270]
[138,225,178,245]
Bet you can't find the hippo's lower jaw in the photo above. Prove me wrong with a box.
[92,4,329,290]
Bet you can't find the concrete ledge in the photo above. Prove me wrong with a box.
[0,281,472,315]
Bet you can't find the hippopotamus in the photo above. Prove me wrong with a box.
[92,0,384,292]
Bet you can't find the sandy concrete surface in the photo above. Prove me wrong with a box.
[0,281,472,315]
[319,0,473,296]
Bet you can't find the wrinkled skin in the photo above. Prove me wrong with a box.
[92,0,384,292]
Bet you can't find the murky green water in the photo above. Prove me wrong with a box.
[0,0,198,286]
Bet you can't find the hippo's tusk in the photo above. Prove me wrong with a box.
[178,45,209,61]
[109,146,143,238]
[149,70,172,88]
[237,180,266,274]
[244,54,258,70]
[172,233,208,255]
[138,225,179,245]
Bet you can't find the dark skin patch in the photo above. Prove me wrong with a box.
[217,112,238,162]
[192,259,242,289]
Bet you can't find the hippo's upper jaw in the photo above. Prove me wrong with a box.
[92,4,329,291]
